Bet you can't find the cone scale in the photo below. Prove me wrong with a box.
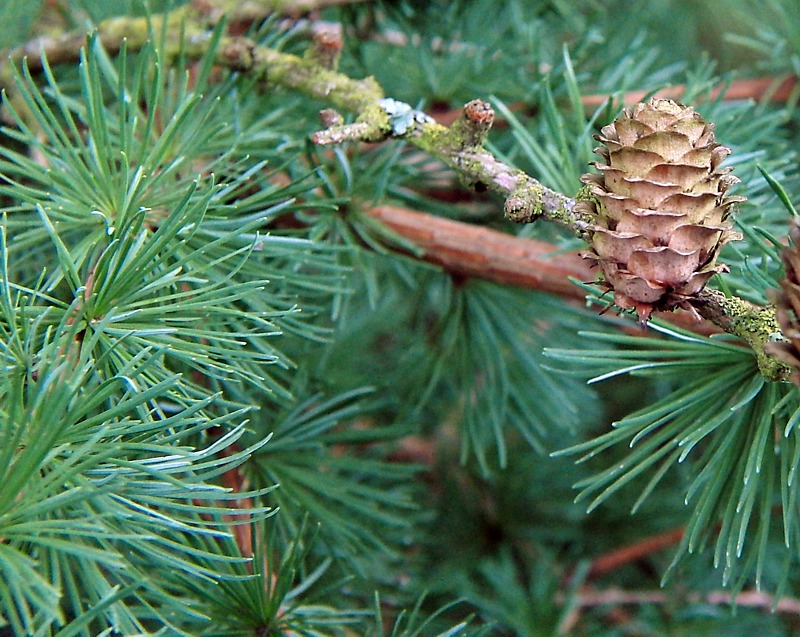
[577,98,743,321]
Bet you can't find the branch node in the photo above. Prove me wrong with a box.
[319,108,344,128]
[694,289,792,382]
[217,37,255,72]
[305,25,343,71]
[450,99,494,147]
[504,195,537,223]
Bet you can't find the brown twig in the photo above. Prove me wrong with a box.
[558,584,800,633]
[4,0,365,73]
[366,205,593,298]
[582,75,800,108]
[559,586,800,614]
[218,447,255,558]
[586,526,685,579]
[363,204,723,334]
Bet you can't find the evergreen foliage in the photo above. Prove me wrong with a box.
[2,0,800,634]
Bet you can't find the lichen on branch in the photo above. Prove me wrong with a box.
[694,289,790,382]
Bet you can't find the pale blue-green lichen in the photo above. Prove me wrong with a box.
[378,98,435,136]
[715,293,791,382]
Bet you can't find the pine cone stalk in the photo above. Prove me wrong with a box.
[578,98,743,321]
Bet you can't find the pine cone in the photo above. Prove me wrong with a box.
[578,98,743,321]
[767,220,800,385]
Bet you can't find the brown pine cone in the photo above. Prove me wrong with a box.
[577,98,744,321]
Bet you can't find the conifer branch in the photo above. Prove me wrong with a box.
[4,6,586,234]
[267,40,785,379]
[5,1,789,379]
[5,3,800,632]
[313,97,591,235]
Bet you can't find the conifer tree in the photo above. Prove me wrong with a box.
[2,0,800,635]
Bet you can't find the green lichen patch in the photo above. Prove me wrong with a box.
[717,295,791,382]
